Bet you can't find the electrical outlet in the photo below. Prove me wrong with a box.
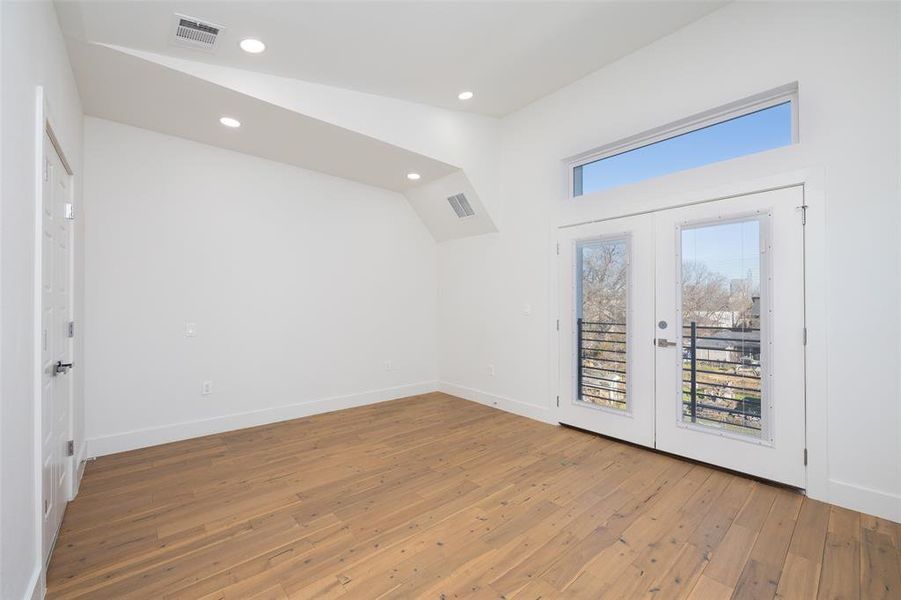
[488,364,495,376]
[201,380,213,395]
[384,360,393,371]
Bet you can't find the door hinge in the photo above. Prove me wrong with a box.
[556,395,560,407]
[66,440,75,457]
[556,319,560,331]
[803,448,808,465]
[556,242,560,255]
[68,321,75,338]
[65,202,75,221]
[802,327,807,346]
[799,204,808,226]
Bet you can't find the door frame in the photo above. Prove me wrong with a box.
[551,168,827,500]
[33,87,77,573]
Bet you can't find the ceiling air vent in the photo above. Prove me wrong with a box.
[170,14,225,52]
[447,193,476,219]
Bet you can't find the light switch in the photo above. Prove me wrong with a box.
[185,322,197,337]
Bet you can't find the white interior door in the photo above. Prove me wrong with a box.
[557,186,806,487]
[558,213,656,447]
[654,187,806,486]
[41,130,73,563]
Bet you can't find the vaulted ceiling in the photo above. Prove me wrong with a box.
[57,1,724,116]
[55,1,726,241]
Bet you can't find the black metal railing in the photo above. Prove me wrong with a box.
[576,319,762,435]
[577,318,628,410]
[682,322,761,435]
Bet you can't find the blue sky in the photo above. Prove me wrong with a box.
[578,102,792,196]
[682,220,760,285]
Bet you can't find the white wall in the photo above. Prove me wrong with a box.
[83,118,438,456]
[0,2,83,598]
[102,48,503,242]
[439,1,901,521]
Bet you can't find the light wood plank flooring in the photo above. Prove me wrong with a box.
[48,393,900,599]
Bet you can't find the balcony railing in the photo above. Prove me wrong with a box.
[682,322,761,436]
[577,319,762,436]
[577,319,628,411]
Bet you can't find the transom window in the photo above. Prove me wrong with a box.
[570,86,797,197]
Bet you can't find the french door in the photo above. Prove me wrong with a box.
[558,187,806,487]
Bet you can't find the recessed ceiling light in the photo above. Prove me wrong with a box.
[239,38,266,54]
[458,91,474,101]
[219,116,241,128]
[406,172,421,181]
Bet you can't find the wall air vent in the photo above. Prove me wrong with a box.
[170,14,225,52]
[447,193,475,219]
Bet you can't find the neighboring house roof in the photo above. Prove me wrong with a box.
[699,328,761,352]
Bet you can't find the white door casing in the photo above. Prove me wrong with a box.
[557,186,806,487]
[41,129,73,563]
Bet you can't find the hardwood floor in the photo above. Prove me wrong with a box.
[48,393,899,599]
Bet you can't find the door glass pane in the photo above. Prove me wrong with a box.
[577,238,629,411]
[680,219,763,437]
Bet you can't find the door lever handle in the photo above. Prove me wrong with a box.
[53,361,73,375]
[656,338,677,348]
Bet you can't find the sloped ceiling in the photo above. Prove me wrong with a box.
[64,39,499,241]
[55,0,726,117]
[66,41,459,193]
[56,1,726,241]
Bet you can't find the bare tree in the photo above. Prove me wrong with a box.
[728,276,758,328]
[681,261,731,326]
[581,242,627,325]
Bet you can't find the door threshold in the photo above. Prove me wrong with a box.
[558,421,805,494]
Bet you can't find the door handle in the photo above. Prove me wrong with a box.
[53,361,73,376]
[656,338,677,348]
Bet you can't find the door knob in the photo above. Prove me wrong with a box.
[53,361,73,375]
[656,338,677,348]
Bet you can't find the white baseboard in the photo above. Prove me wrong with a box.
[439,383,901,523]
[82,379,901,524]
[438,381,557,425]
[822,479,901,522]
[72,442,87,497]
[26,563,43,600]
[86,381,438,457]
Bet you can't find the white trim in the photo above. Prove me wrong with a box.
[549,168,877,515]
[32,88,46,600]
[800,172,829,506]
[565,83,799,199]
[72,442,87,497]
[86,381,439,457]
[35,88,78,588]
[826,480,901,523]
[26,566,43,600]
[439,382,557,425]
